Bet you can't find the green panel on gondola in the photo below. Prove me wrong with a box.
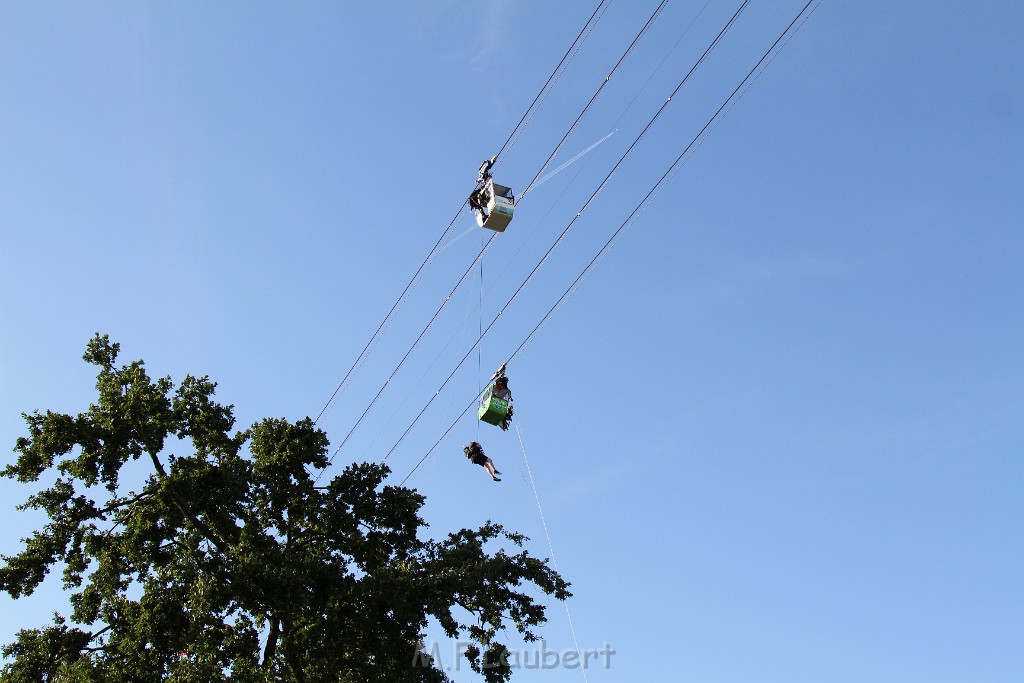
[478,390,508,425]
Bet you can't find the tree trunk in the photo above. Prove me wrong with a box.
[261,617,280,668]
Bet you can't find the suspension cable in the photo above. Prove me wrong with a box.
[314,233,498,480]
[313,206,464,426]
[358,270,482,462]
[508,0,822,368]
[495,0,614,161]
[387,0,753,470]
[519,0,668,201]
[498,2,615,167]
[312,0,614,426]
[317,1,669,470]
[398,0,822,484]
[474,0,712,313]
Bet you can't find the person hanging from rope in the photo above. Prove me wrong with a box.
[464,441,502,482]
[488,363,514,431]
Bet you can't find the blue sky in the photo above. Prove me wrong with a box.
[1,1,1022,681]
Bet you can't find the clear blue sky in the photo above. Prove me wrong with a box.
[1,1,1021,681]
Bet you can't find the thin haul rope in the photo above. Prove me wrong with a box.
[515,420,590,683]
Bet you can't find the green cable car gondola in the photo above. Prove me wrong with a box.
[477,369,513,430]
[478,382,509,426]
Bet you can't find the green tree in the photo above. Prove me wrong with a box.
[0,335,569,682]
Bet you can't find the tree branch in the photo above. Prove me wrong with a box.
[96,490,154,515]
[261,616,280,669]
[282,617,307,683]
[147,451,230,552]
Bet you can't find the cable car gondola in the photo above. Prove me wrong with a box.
[478,364,513,430]
[468,156,515,232]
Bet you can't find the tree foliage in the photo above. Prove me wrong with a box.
[0,335,570,682]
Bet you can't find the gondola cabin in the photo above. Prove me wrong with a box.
[478,382,509,425]
[476,180,515,232]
